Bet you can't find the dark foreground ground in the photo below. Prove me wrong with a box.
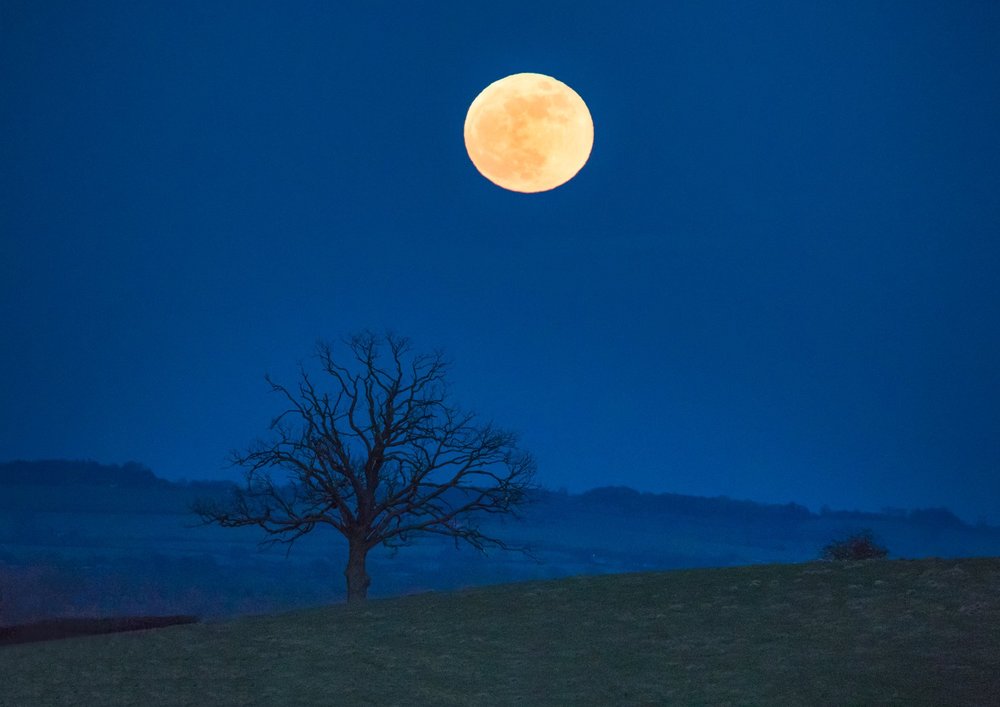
[0,615,198,646]
[2,557,998,706]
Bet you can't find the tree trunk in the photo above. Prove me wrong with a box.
[344,541,371,604]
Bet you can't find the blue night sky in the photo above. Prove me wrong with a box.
[2,2,998,522]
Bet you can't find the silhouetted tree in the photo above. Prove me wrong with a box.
[820,529,889,561]
[193,331,537,604]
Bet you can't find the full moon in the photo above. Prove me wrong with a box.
[464,73,594,193]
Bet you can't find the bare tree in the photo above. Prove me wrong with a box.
[193,331,538,604]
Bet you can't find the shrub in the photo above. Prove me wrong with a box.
[820,529,889,561]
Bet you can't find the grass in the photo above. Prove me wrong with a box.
[2,557,998,706]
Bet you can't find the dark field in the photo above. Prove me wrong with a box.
[2,557,998,706]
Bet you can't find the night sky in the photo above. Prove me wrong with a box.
[3,2,998,523]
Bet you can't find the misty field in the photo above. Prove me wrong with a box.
[3,558,998,706]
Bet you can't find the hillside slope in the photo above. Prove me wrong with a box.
[2,558,998,706]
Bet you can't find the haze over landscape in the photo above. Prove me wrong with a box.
[3,459,999,628]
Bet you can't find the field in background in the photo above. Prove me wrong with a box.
[3,475,1000,625]
[3,558,999,706]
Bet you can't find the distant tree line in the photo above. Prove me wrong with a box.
[0,460,169,489]
[2,461,975,531]
[580,486,811,521]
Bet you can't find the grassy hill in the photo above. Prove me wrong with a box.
[2,557,998,706]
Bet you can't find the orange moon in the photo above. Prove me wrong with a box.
[464,73,594,193]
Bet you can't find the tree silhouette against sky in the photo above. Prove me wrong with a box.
[194,331,537,603]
